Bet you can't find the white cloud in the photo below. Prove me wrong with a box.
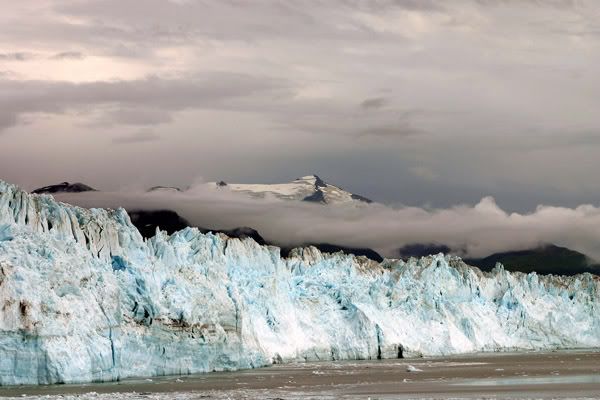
[53,186,600,264]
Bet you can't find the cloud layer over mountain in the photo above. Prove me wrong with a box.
[54,185,600,263]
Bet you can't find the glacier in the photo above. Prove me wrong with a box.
[0,179,599,385]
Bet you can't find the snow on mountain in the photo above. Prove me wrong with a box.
[209,175,373,205]
[33,175,372,205]
[1,179,599,385]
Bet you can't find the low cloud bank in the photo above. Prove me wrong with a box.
[54,185,600,262]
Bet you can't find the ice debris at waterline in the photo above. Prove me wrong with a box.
[0,180,599,385]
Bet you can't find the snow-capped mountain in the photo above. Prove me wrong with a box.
[209,174,373,204]
[34,175,373,205]
[1,179,599,385]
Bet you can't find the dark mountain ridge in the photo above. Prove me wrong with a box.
[32,182,96,194]
[465,244,600,276]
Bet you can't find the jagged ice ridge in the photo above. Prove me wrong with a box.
[0,180,599,385]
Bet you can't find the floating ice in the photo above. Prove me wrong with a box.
[406,365,423,372]
[0,180,599,385]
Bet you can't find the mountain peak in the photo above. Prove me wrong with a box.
[32,182,96,194]
[296,174,328,189]
[298,175,318,180]
[209,175,372,205]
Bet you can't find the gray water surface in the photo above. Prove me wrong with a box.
[1,350,599,399]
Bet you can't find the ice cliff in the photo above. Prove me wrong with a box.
[0,180,599,385]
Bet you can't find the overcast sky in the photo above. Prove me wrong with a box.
[1,0,600,211]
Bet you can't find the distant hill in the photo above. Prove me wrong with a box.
[398,242,599,276]
[127,210,266,245]
[32,182,96,194]
[127,209,382,261]
[128,210,191,238]
[465,244,600,276]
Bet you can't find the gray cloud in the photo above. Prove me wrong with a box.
[0,52,36,61]
[0,73,291,131]
[1,0,600,213]
[0,109,18,130]
[98,107,173,126]
[50,51,85,60]
[112,129,160,144]
[360,97,389,110]
[369,0,447,12]
[358,124,423,137]
[357,110,426,137]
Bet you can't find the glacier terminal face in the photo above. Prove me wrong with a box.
[0,180,599,385]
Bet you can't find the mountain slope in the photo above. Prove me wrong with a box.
[128,209,380,261]
[1,180,599,385]
[211,175,373,205]
[32,182,96,194]
[398,243,600,276]
[34,175,373,205]
[128,209,267,245]
[466,244,600,276]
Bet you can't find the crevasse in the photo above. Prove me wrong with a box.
[0,180,598,385]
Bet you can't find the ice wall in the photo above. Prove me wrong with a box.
[0,180,599,385]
